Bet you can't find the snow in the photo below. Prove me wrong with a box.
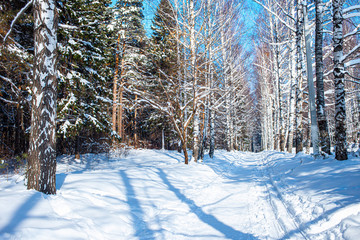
[345,58,360,68]
[1,150,360,239]
[343,5,360,14]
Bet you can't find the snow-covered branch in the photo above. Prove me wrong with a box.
[3,0,33,44]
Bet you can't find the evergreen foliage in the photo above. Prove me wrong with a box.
[57,0,114,154]
[151,0,177,76]
[0,0,358,165]
[112,0,149,146]
[0,0,32,158]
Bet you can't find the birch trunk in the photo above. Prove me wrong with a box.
[295,1,304,153]
[28,0,58,195]
[209,106,215,158]
[287,2,297,153]
[162,128,165,150]
[275,28,285,152]
[287,30,296,153]
[357,89,360,148]
[220,27,231,151]
[315,0,331,154]
[304,4,319,155]
[332,0,348,160]
[189,0,199,162]
[209,50,215,158]
[199,0,212,160]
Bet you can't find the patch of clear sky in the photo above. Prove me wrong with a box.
[111,0,262,88]
[111,0,261,39]
[111,0,159,37]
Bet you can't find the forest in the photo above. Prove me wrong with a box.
[0,0,360,194]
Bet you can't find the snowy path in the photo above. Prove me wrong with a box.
[1,150,360,239]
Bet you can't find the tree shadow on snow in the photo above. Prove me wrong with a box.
[0,192,41,237]
[159,151,182,163]
[280,204,355,239]
[56,155,102,191]
[156,168,259,240]
[119,170,156,240]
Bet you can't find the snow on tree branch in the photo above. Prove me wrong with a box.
[3,0,33,44]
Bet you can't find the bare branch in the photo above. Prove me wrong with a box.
[3,0,33,44]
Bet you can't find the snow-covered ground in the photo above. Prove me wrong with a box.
[1,150,360,239]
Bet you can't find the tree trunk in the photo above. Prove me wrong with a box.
[189,0,199,162]
[134,95,138,149]
[162,128,165,150]
[274,24,284,152]
[287,38,296,153]
[182,139,189,164]
[295,1,304,154]
[357,87,360,148]
[332,0,348,160]
[304,4,320,155]
[286,2,296,154]
[27,0,58,195]
[221,27,231,152]
[118,57,125,140]
[192,113,200,162]
[315,0,331,154]
[209,106,215,158]
[200,100,209,160]
[112,34,120,137]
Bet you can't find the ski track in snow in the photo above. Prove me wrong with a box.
[0,149,360,239]
[257,152,309,239]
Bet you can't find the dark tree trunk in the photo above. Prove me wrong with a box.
[27,0,58,194]
[315,0,331,154]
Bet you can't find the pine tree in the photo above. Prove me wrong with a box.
[113,0,147,147]
[0,0,32,158]
[151,0,177,77]
[57,0,114,154]
[148,0,178,149]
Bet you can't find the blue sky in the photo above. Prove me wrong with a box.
[111,0,160,36]
[111,0,261,40]
[110,0,262,89]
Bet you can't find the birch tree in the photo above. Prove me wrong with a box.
[315,0,331,154]
[27,0,58,194]
[332,0,348,160]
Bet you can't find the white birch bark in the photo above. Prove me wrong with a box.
[28,0,58,195]
[303,4,319,155]
[332,0,348,160]
[315,0,331,154]
[189,0,200,162]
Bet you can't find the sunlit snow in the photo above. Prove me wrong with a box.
[1,150,360,239]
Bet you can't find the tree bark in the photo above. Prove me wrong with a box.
[332,0,348,160]
[118,57,125,140]
[295,1,304,154]
[304,4,319,155]
[112,34,120,137]
[315,0,331,154]
[27,0,58,195]
[189,0,199,162]
[209,99,215,158]
[134,95,138,149]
